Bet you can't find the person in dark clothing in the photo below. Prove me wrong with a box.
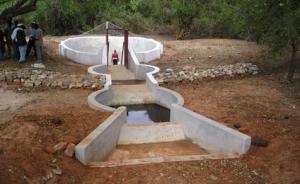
[4,19,13,58]
[12,20,20,59]
[0,29,5,60]
[11,24,27,63]
[26,22,36,57]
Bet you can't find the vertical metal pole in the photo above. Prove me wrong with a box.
[106,21,109,67]
[124,30,129,69]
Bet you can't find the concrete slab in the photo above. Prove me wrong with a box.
[108,140,207,161]
[118,122,185,144]
[108,65,135,80]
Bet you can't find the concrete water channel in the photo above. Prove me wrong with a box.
[59,35,251,167]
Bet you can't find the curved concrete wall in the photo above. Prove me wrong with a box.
[59,36,105,65]
[59,36,163,65]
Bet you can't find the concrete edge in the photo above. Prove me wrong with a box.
[88,153,238,168]
[75,107,127,165]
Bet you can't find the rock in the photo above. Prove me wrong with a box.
[6,74,13,82]
[24,80,34,88]
[34,80,42,86]
[233,123,241,129]
[165,68,173,73]
[179,71,185,76]
[53,142,68,153]
[42,171,53,182]
[50,117,63,125]
[64,143,75,157]
[52,168,63,175]
[251,136,270,147]
[209,174,218,181]
[0,74,5,81]
[238,127,249,134]
[183,65,193,71]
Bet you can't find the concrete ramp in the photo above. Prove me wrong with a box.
[108,65,135,80]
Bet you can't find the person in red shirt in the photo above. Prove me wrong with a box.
[112,50,119,65]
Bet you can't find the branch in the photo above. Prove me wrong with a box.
[0,0,37,24]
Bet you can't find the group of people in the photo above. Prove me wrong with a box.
[0,19,43,63]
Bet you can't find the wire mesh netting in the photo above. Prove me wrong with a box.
[81,21,139,37]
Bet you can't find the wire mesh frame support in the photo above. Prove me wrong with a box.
[105,21,129,69]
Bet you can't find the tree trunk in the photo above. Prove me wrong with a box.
[286,42,297,81]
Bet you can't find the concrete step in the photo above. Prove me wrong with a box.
[112,80,145,85]
[118,122,186,145]
[108,65,135,80]
[111,84,155,105]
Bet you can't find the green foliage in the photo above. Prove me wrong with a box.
[240,0,299,55]
[195,0,241,38]
[173,0,200,39]
[28,0,85,35]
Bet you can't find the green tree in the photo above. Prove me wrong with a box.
[173,0,200,39]
[241,0,299,81]
[0,0,38,24]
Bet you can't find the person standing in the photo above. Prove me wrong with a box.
[112,50,119,65]
[26,22,36,57]
[11,20,20,59]
[0,29,5,61]
[11,24,27,63]
[33,23,43,62]
[4,19,13,58]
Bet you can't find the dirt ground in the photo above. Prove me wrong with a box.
[0,36,299,183]
[163,75,300,184]
[150,39,267,72]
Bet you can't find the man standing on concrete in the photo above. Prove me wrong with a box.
[33,23,43,62]
[11,23,27,63]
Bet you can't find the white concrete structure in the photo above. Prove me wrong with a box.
[59,35,251,166]
[59,36,163,65]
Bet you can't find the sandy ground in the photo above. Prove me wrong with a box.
[0,36,299,183]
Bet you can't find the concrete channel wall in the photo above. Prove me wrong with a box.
[118,122,185,144]
[171,104,251,154]
[59,36,104,65]
[87,46,115,112]
[75,107,127,165]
